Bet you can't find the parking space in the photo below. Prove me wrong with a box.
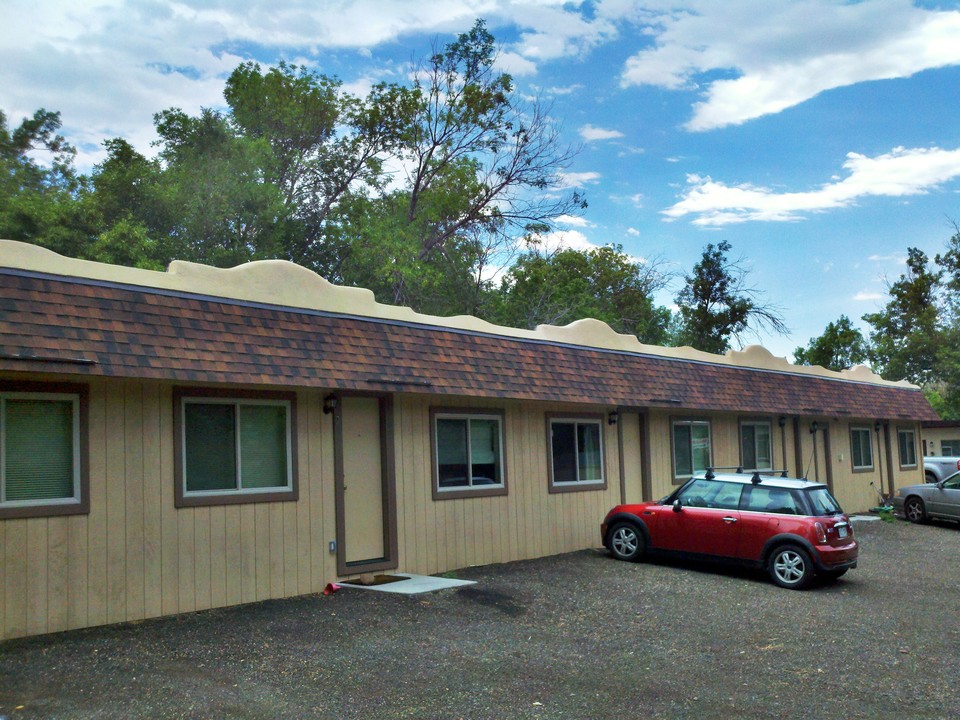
[1,517,959,719]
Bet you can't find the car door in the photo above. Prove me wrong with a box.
[651,479,743,557]
[927,474,960,519]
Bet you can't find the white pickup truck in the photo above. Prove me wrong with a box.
[924,456,960,483]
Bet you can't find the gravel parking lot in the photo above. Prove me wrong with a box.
[2,517,959,720]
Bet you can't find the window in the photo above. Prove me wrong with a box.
[742,486,800,515]
[548,417,606,492]
[174,389,297,507]
[898,428,918,468]
[942,440,960,455]
[850,426,874,471]
[677,478,742,510]
[0,384,88,519]
[432,410,506,498]
[741,420,773,471]
[672,419,712,481]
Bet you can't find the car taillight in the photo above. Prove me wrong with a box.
[956,459,960,472]
[814,522,827,543]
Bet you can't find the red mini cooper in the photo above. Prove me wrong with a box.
[601,471,858,589]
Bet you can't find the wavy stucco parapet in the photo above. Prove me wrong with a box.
[0,239,918,390]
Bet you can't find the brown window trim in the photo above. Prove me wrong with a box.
[0,380,90,520]
[546,413,609,494]
[173,387,299,508]
[430,407,508,501]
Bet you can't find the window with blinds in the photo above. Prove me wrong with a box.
[1,393,80,508]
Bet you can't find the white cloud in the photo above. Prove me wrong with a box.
[627,227,641,236]
[528,229,601,254]
[663,146,960,225]
[557,171,602,189]
[617,0,960,130]
[853,291,885,302]
[554,214,592,227]
[496,51,539,76]
[579,124,624,142]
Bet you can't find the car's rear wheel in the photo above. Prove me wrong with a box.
[768,545,814,589]
[608,522,645,562]
[905,497,927,524]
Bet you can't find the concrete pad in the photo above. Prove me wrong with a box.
[339,574,476,594]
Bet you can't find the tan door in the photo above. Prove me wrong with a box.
[341,396,385,564]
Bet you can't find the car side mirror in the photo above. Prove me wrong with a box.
[673,499,683,513]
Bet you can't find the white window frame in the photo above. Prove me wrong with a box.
[432,411,506,496]
[850,426,874,471]
[179,396,294,499]
[0,392,81,509]
[740,419,773,471]
[548,417,606,490]
[672,419,713,482]
[897,427,918,469]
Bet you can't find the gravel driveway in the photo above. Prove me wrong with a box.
[2,517,958,719]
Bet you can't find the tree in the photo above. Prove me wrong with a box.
[491,245,672,344]
[358,19,585,308]
[863,247,942,385]
[673,241,788,353]
[793,315,870,371]
[0,109,94,257]
[931,227,960,418]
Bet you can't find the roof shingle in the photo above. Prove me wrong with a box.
[0,270,938,421]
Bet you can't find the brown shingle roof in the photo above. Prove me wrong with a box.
[0,270,938,420]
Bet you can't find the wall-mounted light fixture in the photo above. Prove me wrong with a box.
[608,410,619,426]
[874,420,882,432]
[810,421,820,434]
[323,394,339,415]
[778,416,787,428]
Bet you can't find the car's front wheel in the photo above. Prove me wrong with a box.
[608,522,645,562]
[768,545,814,589]
[904,496,927,524]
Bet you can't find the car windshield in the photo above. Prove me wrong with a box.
[805,487,843,516]
[942,471,960,489]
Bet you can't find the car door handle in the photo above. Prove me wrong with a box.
[722,517,737,524]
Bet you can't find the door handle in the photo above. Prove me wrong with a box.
[722,516,737,524]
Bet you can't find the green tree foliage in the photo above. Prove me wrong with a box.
[793,315,870,371]
[492,245,671,343]
[673,241,788,353]
[862,247,942,385]
[931,229,960,418]
[0,109,94,257]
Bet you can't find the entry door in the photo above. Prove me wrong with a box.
[339,396,388,566]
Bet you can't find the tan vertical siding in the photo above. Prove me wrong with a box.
[0,374,930,641]
[0,380,341,640]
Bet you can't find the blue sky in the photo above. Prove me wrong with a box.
[2,0,960,360]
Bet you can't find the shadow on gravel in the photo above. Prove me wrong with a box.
[454,586,527,617]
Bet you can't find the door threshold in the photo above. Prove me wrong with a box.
[339,573,476,595]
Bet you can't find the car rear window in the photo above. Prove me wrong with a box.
[805,487,844,516]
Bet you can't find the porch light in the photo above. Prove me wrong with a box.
[608,410,619,425]
[323,394,339,415]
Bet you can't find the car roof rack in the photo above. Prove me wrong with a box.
[704,467,792,483]
[704,466,743,480]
